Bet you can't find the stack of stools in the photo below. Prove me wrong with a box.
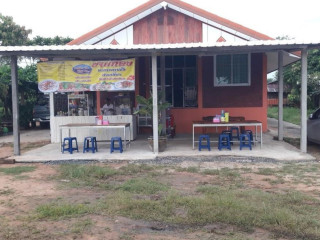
[239,132,252,150]
[110,137,123,153]
[218,133,231,151]
[62,137,78,154]
[83,136,98,153]
[230,127,240,143]
[198,134,210,151]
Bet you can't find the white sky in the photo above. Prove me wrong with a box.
[1,0,320,41]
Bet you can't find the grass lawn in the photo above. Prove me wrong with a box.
[268,106,315,125]
[2,162,320,239]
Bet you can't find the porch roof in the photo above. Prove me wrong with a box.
[1,39,320,72]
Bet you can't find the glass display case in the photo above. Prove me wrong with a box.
[68,94,89,116]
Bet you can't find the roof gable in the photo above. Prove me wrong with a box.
[68,0,273,45]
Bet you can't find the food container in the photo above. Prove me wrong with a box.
[95,116,103,124]
[225,112,229,122]
[213,117,220,123]
[103,120,109,125]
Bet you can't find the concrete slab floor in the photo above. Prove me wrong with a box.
[9,132,315,163]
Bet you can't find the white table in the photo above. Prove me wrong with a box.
[60,123,131,151]
[192,121,263,149]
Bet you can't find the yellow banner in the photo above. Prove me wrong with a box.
[37,59,135,93]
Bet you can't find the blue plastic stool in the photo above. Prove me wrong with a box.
[243,130,254,145]
[230,127,240,141]
[83,137,98,153]
[110,137,123,153]
[240,133,252,150]
[198,135,210,151]
[62,137,78,154]
[218,133,231,151]
[222,130,233,145]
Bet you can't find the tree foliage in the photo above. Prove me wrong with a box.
[283,49,320,108]
[0,13,73,127]
[0,13,31,46]
[274,36,320,108]
[27,35,73,46]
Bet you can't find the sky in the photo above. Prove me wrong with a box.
[1,0,320,41]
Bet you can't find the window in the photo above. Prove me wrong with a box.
[150,55,197,108]
[214,54,250,86]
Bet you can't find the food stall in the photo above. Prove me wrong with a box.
[37,59,137,143]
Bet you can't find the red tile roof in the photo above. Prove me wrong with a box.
[68,0,273,45]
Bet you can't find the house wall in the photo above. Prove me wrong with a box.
[202,54,263,108]
[133,8,202,44]
[135,54,268,134]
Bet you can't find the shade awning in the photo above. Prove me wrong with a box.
[1,39,319,72]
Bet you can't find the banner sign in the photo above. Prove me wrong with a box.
[37,59,135,93]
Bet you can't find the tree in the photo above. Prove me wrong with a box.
[0,13,73,127]
[0,13,31,46]
[0,13,32,65]
[27,35,73,46]
[0,65,11,119]
[284,49,320,108]
[274,36,320,108]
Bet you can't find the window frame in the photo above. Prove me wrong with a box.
[214,53,251,87]
[150,55,198,108]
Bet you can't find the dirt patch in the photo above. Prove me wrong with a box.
[0,146,13,159]
[1,161,320,239]
[0,140,51,160]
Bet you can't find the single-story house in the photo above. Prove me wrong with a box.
[66,0,299,134]
[0,0,318,155]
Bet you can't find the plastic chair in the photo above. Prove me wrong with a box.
[62,137,78,154]
[198,135,210,151]
[83,136,98,153]
[240,133,252,150]
[110,137,123,153]
[218,133,231,151]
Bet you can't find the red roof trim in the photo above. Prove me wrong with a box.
[110,39,119,45]
[216,36,226,42]
[68,0,273,45]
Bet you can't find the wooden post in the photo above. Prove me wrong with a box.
[278,51,284,141]
[11,55,20,155]
[152,53,159,153]
[300,48,308,153]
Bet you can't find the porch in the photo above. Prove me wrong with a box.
[9,131,315,163]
